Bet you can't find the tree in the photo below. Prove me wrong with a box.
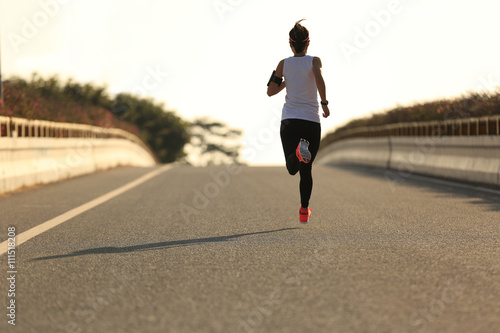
[0,75,190,163]
[112,93,190,163]
[186,117,243,166]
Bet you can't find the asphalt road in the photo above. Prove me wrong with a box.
[0,164,499,333]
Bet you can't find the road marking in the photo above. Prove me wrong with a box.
[0,164,173,256]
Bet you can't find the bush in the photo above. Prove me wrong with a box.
[0,74,190,163]
[322,90,500,143]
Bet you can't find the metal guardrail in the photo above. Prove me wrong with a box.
[0,116,157,162]
[322,115,500,146]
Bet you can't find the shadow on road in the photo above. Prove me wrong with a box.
[30,228,299,262]
[327,164,500,212]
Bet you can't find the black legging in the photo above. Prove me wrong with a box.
[280,119,321,209]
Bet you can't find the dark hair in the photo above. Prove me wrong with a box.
[289,19,309,53]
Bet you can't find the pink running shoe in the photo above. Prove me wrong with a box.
[296,139,311,163]
[299,206,312,224]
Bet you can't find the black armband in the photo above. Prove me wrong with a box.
[267,70,283,87]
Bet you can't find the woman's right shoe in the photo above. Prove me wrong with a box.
[296,139,311,163]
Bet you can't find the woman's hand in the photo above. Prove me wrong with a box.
[322,104,330,118]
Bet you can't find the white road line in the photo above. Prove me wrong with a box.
[0,164,173,256]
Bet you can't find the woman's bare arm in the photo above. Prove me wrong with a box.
[313,57,330,118]
[267,59,286,97]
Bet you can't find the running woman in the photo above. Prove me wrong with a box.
[267,19,330,224]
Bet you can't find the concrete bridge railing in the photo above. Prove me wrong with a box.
[0,116,157,194]
[317,116,500,186]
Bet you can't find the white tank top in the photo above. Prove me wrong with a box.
[282,55,320,123]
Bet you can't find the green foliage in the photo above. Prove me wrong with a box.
[0,74,190,163]
[112,93,190,163]
[0,73,138,133]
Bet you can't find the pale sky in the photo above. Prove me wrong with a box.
[1,0,499,165]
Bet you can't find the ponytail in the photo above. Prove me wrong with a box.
[289,19,309,53]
